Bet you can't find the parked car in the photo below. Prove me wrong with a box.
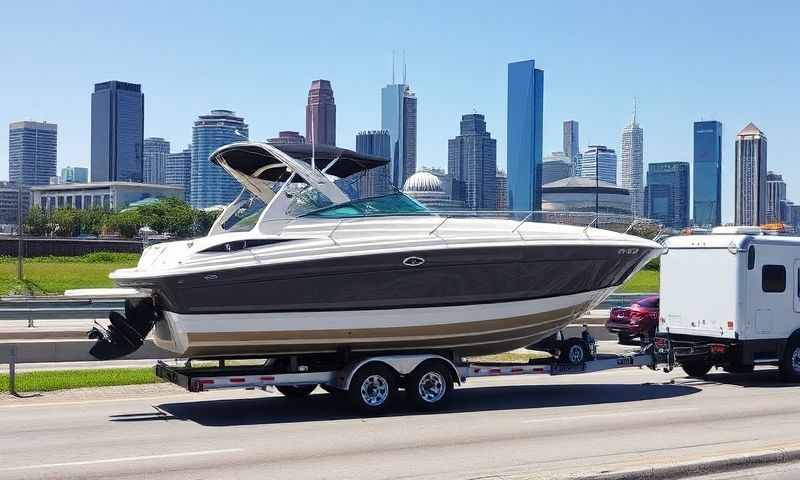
[606,295,659,344]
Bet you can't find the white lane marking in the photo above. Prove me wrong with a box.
[0,448,243,471]
[0,393,198,409]
[522,407,697,423]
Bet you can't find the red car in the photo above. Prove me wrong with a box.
[606,296,659,344]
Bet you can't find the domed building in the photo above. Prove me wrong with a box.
[542,176,631,214]
[402,172,465,211]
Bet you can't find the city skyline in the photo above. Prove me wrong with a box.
[2,2,799,223]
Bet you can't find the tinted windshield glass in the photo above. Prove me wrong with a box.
[304,193,430,218]
[284,182,335,217]
[637,297,659,308]
[222,193,266,232]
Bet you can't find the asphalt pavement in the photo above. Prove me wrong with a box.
[2,365,800,479]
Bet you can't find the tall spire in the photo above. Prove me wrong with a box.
[402,49,407,85]
[632,97,638,125]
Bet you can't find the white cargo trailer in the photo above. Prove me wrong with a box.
[660,227,800,380]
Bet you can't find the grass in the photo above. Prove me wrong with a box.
[0,253,140,295]
[618,269,660,294]
[0,367,161,393]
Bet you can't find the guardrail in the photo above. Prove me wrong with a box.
[0,297,124,326]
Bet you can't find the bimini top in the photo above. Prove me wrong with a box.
[210,142,388,182]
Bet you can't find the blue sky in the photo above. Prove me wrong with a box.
[2,1,798,221]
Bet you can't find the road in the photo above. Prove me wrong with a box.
[2,366,800,479]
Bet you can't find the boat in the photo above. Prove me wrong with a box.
[83,142,662,360]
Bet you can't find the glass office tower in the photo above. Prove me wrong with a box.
[191,110,248,208]
[506,59,544,212]
[9,121,57,186]
[91,81,144,182]
[693,121,722,226]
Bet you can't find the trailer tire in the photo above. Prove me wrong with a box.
[779,336,800,382]
[276,385,317,398]
[406,360,454,411]
[560,338,590,365]
[347,363,398,415]
[681,360,712,378]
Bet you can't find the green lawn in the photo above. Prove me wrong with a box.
[0,367,161,393]
[0,253,140,295]
[618,269,659,294]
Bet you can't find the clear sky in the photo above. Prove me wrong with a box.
[2,1,798,222]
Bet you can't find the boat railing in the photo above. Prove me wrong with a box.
[268,210,662,241]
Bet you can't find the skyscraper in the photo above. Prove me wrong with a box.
[735,123,767,226]
[766,171,787,223]
[447,113,497,210]
[578,145,617,185]
[90,81,144,182]
[166,145,191,202]
[355,130,391,198]
[305,80,336,146]
[693,121,722,227]
[61,166,88,183]
[381,83,417,187]
[191,110,248,208]
[143,137,170,184]
[507,59,544,212]
[267,131,306,144]
[8,121,57,186]
[495,170,507,211]
[542,152,572,184]
[645,162,690,229]
[620,105,644,216]
[563,120,579,168]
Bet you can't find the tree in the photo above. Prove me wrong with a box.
[25,207,50,236]
[109,209,143,238]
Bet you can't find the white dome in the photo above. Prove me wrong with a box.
[403,171,443,193]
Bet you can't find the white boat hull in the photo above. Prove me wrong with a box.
[152,287,614,358]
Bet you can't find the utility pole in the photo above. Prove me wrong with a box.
[16,182,23,280]
[595,148,600,223]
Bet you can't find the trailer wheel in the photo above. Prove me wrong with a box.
[560,338,590,365]
[276,384,317,398]
[681,360,712,378]
[779,336,800,382]
[347,363,398,414]
[406,360,454,411]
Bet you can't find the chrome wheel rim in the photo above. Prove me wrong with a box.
[792,347,800,373]
[417,371,446,403]
[360,374,389,406]
[568,345,584,364]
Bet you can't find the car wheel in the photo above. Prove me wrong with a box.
[347,363,398,415]
[406,360,454,411]
[681,360,712,378]
[559,338,590,365]
[779,336,800,382]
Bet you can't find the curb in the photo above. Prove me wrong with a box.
[570,445,800,480]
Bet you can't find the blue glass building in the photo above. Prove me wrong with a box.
[143,137,170,185]
[381,84,417,188]
[693,121,722,226]
[9,121,57,186]
[61,166,88,184]
[190,110,248,208]
[166,145,192,202]
[355,130,391,198]
[507,60,544,212]
[645,162,690,228]
[91,81,144,183]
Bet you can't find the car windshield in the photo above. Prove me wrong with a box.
[637,297,659,308]
[302,193,431,218]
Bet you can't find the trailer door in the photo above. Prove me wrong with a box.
[794,259,800,313]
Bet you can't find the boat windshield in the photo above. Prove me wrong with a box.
[221,192,267,232]
[302,193,431,218]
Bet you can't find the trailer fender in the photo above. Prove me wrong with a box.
[338,354,460,390]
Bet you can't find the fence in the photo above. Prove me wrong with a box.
[0,237,143,257]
